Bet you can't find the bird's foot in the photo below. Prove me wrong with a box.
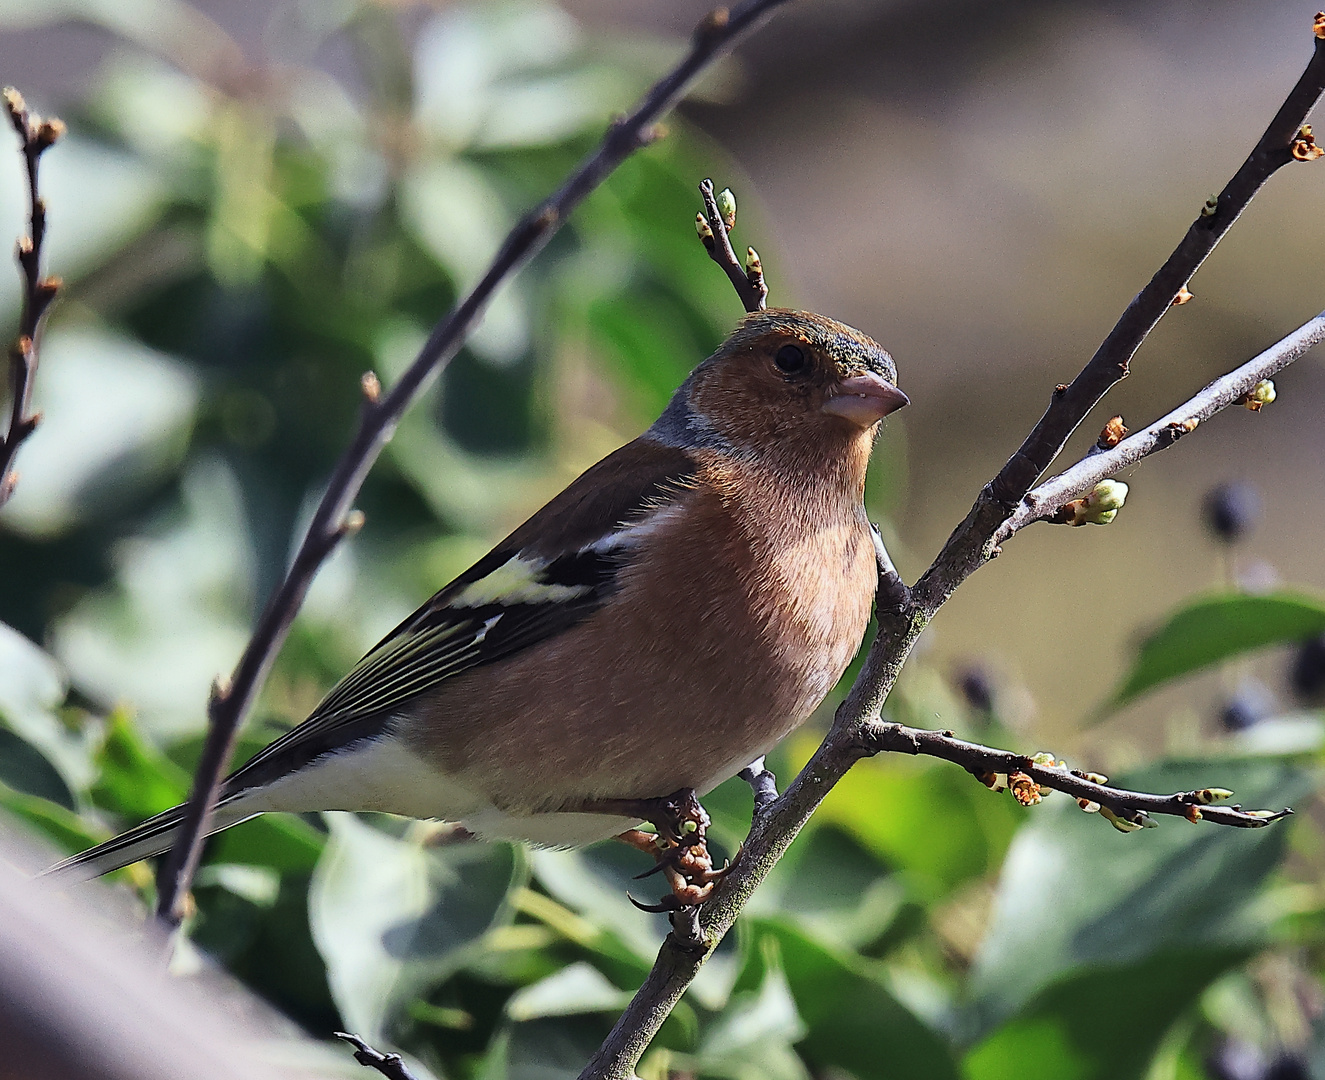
[584,788,734,912]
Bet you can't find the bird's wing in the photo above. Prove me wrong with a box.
[222,437,698,795]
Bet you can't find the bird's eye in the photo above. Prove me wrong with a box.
[774,343,806,374]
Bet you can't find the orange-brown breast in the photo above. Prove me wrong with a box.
[402,450,878,812]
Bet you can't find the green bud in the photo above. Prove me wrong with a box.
[695,212,713,242]
[717,187,737,230]
[1244,379,1275,411]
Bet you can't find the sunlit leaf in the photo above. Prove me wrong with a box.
[309,813,523,1040]
[967,758,1310,1035]
[753,920,961,1080]
[1101,592,1325,714]
[506,961,631,1021]
[964,948,1245,1080]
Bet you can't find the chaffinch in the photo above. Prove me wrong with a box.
[53,309,907,889]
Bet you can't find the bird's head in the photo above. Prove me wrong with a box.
[652,309,907,467]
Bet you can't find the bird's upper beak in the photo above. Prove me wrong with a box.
[821,372,910,427]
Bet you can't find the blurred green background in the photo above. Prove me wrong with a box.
[3,1,1325,1078]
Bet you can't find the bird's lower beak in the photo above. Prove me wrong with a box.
[822,372,910,427]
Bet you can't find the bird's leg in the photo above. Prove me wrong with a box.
[573,788,736,911]
[738,756,778,819]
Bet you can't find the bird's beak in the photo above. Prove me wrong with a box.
[822,372,910,427]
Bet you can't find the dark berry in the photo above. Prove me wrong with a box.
[956,665,995,714]
[1218,680,1274,732]
[1203,481,1262,543]
[1264,1054,1310,1080]
[1289,634,1325,703]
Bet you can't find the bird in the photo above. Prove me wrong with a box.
[51,309,907,899]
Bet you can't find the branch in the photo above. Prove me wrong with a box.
[697,178,767,312]
[154,0,795,925]
[0,88,62,509]
[860,723,1292,830]
[1000,310,1325,539]
[911,27,1325,617]
[579,17,1325,1080]
[335,1034,423,1080]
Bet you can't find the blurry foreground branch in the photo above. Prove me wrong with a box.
[0,88,62,508]
[155,0,795,926]
[579,18,1325,1079]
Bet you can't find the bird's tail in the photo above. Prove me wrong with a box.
[44,801,257,879]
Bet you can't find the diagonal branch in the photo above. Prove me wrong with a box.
[999,310,1325,539]
[154,0,796,925]
[912,27,1325,617]
[0,88,62,509]
[578,17,1325,1080]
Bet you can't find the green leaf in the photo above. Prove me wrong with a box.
[967,758,1310,1036]
[309,813,523,1041]
[754,920,961,1080]
[505,962,631,1021]
[805,749,1022,901]
[964,948,1246,1080]
[89,708,189,821]
[0,782,103,855]
[1101,592,1325,714]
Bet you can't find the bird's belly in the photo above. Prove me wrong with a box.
[403,570,870,814]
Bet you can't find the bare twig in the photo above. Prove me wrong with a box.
[154,0,795,925]
[912,28,1325,617]
[697,178,767,312]
[1000,310,1325,539]
[860,723,1291,829]
[0,88,62,509]
[579,18,1325,1080]
[335,1033,423,1080]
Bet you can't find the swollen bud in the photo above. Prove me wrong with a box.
[1242,379,1276,411]
[716,187,737,230]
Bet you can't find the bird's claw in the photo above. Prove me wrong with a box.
[613,789,735,912]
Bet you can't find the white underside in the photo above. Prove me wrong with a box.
[238,737,643,848]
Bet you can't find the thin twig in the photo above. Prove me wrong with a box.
[697,178,767,312]
[578,18,1325,1080]
[1000,310,1325,539]
[154,0,795,925]
[0,88,62,508]
[860,722,1292,829]
[912,28,1325,617]
[335,1033,423,1080]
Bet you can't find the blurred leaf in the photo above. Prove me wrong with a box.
[205,812,325,875]
[1,328,199,537]
[748,825,908,953]
[89,708,189,821]
[0,781,102,855]
[530,846,667,966]
[964,948,1245,1080]
[755,920,961,1080]
[506,961,631,1021]
[803,744,1022,901]
[53,458,253,740]
[692,932,810,1080]
[1101,592,1325,715]
[0,726,74,808]
[310,813,523,1040]
[967,758,1311,1035]
[0,621,96,792]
